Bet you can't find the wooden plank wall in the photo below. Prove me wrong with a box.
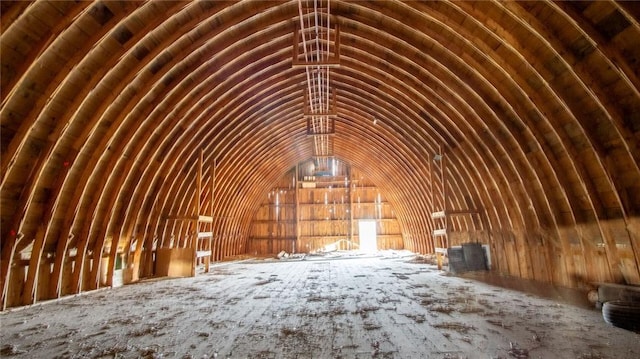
[2,1,638,310]
[247,164,403,255]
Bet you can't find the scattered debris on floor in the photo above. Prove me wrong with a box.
[1,255,638,358]
[506,342,530,358]
[276,250,306,260]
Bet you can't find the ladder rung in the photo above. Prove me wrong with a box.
[433,229,447,236]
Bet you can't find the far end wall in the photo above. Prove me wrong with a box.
[247,162,404,255]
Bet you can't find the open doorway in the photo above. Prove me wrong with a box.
[358,220,378,253]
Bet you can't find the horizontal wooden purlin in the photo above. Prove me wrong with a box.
[252,220,297,224]
[292,22,341,67]
[307,118,335,125]
[164,215,198,220]
[291,60,340,68]
[312,155,335,159]
[303,112,337,117]
[163,215,214,223]
[198,215,213,223]
[446,209,479,215]
[431,209,478,219]
[306,132,335,137]
[304,88,338,115]
[196,250,212,258]
[435,248,448,254]
[298,235,349,239]
[197,232,214,238]
[298,219,349,222]
[433,229,447,237]
[307,118,335,136]
[299,10,330,15]
[313,154,334,158]
[250,237,297,241]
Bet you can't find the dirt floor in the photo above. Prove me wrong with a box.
[1,253,639,359]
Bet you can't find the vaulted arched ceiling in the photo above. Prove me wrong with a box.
[1,1,639,308]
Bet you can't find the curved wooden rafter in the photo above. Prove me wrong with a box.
[1,0,639,309]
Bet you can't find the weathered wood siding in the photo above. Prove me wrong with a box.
[248,166,404,255]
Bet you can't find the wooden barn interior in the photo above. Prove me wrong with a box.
[1,0,640,356]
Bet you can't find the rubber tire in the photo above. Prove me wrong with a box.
[602,301,640,331]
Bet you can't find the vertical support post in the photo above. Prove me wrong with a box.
[295,164,300,253]
[131,236,143,283]
[205,159,215,273]
[348,164,354,250]
[441,146,448,248]
[192,149,203,277]
[429,159,434,252]
[196,150,203,220]
[432,145,447,269]
[212,158,219,261]
[1,233,21,310]
[49,233,72,299]
[22,226,46,305]
[70,225,92,295]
